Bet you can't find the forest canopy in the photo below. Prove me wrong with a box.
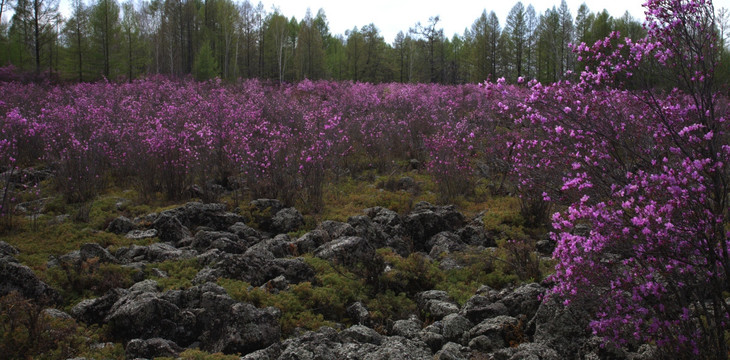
[2,0,728,84]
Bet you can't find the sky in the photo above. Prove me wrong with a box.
[5,0,730,44]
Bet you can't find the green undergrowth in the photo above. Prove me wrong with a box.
[157,349,242,360]
[151,258,204,291]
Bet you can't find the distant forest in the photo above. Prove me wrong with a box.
[0,0,729,84]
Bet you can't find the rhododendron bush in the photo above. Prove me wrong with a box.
[494,0,730,357]
[0,78,496,213]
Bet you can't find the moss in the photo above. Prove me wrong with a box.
[151,258,203,291]
[377,249,444,296]
[158,349,241,360]
[46,259,135,308]
[366,290,418,330]
[0,292,123,360]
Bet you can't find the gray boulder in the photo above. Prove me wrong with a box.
[467,315,521,350]
[192,230,245,254]
[441,314,473,344]
[491,342,560,360]
[347,302,371,326]
[208,303,281,354]
[0,241,19,257]
[293,229,330,255]
[80,243,118,263]
[405,203,465,251]
[529,297,592,357]
[415,290,459,320]
[271,207,304,234]
[348,215,390,249]
[461,295,509,323]
[428,232,466,258]
[362,336,432,360]
[71,288,129,325]
[314,236,376,268]
[391,316,422,339]
[125,229,158,240]
[105,291,181,340]
[0,256,58,303]
[456,225,496,247]
[247,234,295,258]
[228,222,263,245]
[178,202,247,231]
[152,213,192,246]
[433,342,469,360]
[341,324,384,345]
[107,216,136,234]
[318,220,357,239]
[125,338,182,359]
[499,283,544,319]
[249,199,284,230]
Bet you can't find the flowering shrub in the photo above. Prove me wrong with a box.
[500,0,730,357]
[0,79,503,211]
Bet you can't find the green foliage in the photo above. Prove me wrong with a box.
[366,290,417,330]
[436,250,519,304]
[0,292,123,360]
[46,258,134,306]
[218,278,336,336]
[377,249,444,296]
[151,258,203,291]
[158,348,241,360]
[219,256,370,336]
[194,42,220,81]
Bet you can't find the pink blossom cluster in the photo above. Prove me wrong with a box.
[496,0,730,356]
[0,78,498,206]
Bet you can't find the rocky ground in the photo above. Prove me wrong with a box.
[1,200,658,359]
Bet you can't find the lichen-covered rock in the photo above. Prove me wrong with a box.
[125,229,158,240]
[249,199,284,231]
[152,213,192,246]
[228,222,263,245]
[0,241,19,257]
[340,324,384,345]
[271,207,304,233]
[208,303,281,354]
[0,256,59,303]
[105,291,181,340]
[461,295,508,323]
[314,236,376,268]
[433,342,469,360]
[347,302,371,326]
[529,297,592,358]
[391,316,422,339]
[405,202,465,251]
[441,314,472,344]
[499,283,544,319]
[80,243,118,263]
[71,288,129,324]
[293,229,330,255]
[106,216,136,234]
[491,342,560,360]
[125,338,182,359]
[415,290,459,320]
[192,230,246,254]
[467,315,521,349]
[456,225,496,247]
[427,231,465,257]
[318,220,357,240]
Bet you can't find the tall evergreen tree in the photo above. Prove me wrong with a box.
[506,1,527,80]
[90,0,120,78]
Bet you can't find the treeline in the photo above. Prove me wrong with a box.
[0,0,712,83]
